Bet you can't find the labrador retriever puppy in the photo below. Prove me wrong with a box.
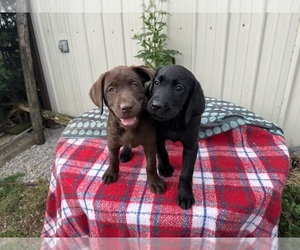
[147,65,205,209]
[89,65,166,194]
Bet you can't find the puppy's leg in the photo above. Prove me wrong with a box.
[103,146,120,184]
[176,142,198,209]
[157,138,174,177]
[144,145,166,194]
[119,145,132,162]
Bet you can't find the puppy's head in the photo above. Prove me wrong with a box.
[147,65,205,124]
[89,65,154,129]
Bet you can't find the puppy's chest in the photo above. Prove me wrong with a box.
[160,127,183,142]
[119,129,142,147]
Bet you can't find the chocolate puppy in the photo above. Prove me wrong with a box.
[89,66,166,194]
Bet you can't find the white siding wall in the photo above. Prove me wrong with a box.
[29,0,300,146]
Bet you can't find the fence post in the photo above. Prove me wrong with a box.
[16,10,45,145]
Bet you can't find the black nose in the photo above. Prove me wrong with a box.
[151,101,163,111]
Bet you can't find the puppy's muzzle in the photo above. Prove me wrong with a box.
[118,100,141,128]
[151,100,164,112]
[148,99,172,121]
[120,102,133,114]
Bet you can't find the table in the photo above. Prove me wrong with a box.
[41,97,289,237]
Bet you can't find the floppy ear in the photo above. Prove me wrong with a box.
[133,66,156,100]
[146,66,162,97]
[185,80,206,124]
[132,66,155,85]
[89,73,106,114]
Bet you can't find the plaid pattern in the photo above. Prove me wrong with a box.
[41,125,289,237]
[41,237,278,249]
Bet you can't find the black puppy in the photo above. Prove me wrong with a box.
[147,65,205,209]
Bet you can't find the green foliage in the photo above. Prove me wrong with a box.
[133,0,180,69]
[0,174,49,237]
[0,13,25,103]
[0,173,25,205]
[279,184,300,237]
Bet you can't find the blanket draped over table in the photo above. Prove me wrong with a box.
[41,97,289,237]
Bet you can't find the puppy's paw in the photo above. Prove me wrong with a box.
[119,146,132,162]
[158,163,174,177]
[176,189,195,209]
[102,169,119,184]
[148,176,166,194]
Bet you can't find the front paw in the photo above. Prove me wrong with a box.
[176,188,195,209]
[102,168,119,184]
[119,146,132,162]
[158,163,174,177]
[148,176,166,194]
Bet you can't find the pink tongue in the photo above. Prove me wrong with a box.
[120,117,137,126]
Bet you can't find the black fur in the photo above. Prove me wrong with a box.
[147,65,205,209]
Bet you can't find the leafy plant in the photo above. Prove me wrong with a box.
[133,0,180,69]
[0,13,25,103]
[0,13,28,132]
[279,184,300,237]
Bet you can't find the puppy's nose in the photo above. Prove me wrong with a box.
[120,103,133,113]
[151,101,163,111]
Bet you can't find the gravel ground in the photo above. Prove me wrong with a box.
[0,127,65,183]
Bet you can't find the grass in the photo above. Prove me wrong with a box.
[0,174,49,237]
[0,151,299,237]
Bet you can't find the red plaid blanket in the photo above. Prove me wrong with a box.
[41,237,278,249]
[41,125,289,237]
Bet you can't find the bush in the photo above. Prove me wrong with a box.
[279,184,300,236]
[0,13,25,104]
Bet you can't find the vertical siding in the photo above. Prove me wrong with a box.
[168,13,195,67]
[30,0,300,146]
[122,13,144,66]
[282,68,300,146]
[83,13,108,80]
[279,15,300,147]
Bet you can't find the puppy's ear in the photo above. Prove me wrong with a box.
[185,80,205,124]
[132,66,155,84]
[147,66,162,95]
[89,73,106,114]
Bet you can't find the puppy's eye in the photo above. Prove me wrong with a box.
[108,86,116,93]
[154,80,160,86]
[175,85,184,93]
[132,82,138,88]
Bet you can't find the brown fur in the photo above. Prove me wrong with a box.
[89,65,166,194]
